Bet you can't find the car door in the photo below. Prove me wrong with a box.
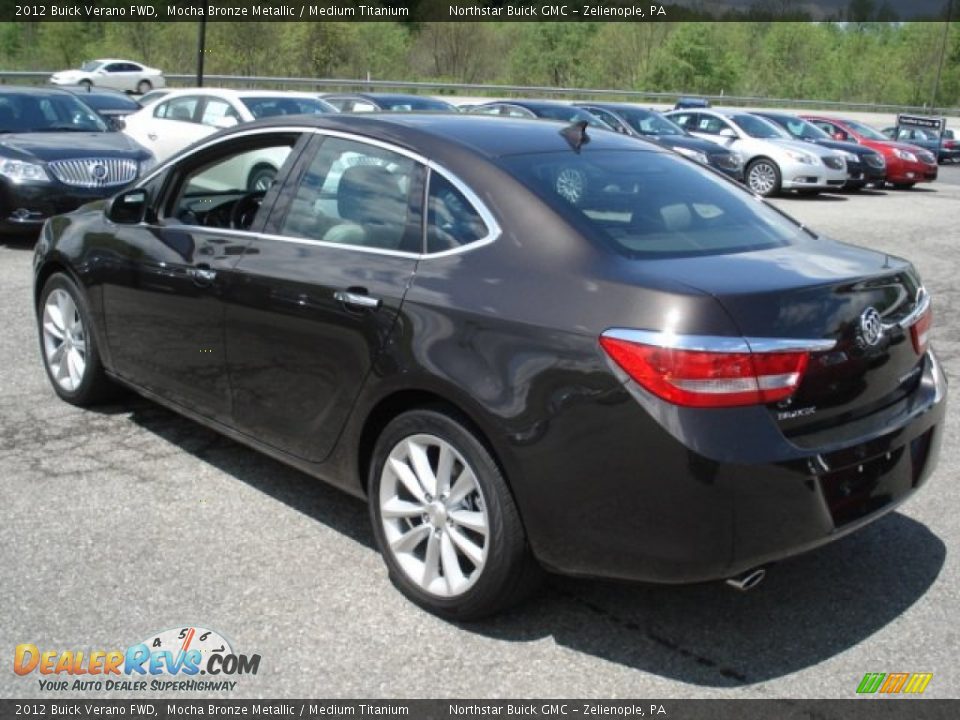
[100,130,308,423]
[94,62,125,91]
[223,133,425,462]
[141,95,209,162]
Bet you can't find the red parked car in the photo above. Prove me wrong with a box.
[801,115,938,189]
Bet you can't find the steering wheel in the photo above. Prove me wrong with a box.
[230,191,266,230]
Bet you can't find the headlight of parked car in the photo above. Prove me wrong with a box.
[893,148,918,163]
[0,158,51,183]
[784,150,818,165]
[671,146,709,165]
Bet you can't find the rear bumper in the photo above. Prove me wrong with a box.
[520,350,947,584]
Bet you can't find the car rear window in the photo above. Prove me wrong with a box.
[498,150,805,259]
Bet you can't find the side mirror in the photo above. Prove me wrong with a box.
[213,116,238,130]
[108,116,126,131]
[107,188,148,225]
[719,128,737,139]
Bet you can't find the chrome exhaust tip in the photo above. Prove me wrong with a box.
[725,567,766,592]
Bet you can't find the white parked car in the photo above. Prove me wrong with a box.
[50,59,166,95]
[123,89,336,191]
[665,108,848,197]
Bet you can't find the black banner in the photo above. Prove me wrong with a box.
[0,0,956,23]
[2,700,960,720]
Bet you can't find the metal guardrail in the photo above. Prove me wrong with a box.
[3,70,959,117]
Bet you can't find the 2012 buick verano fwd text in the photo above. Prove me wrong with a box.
[33,114,946,618]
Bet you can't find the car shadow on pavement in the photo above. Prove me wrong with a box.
[0,233,39,250]
[781,193,848,202]
[118,398,944,688]
[469,511,944,687]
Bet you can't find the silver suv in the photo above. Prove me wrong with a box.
[665,108,848,197]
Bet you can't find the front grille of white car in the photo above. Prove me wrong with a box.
[47,158,139,188]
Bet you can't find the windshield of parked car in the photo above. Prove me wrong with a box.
[378,97,454,111]
[241,97,332,118]
[80,61,103,72]
[765,115,829,140]
[730,113,788,139]
[499,150,804,259]
[533,106,613,130]
[843,119,888,141]
[0,92,107,133]
[619,109,686,137]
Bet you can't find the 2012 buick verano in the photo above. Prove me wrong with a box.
[33,114,946,619]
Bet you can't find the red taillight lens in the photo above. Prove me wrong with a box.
[909,306,932,355]
[599,337,809,408]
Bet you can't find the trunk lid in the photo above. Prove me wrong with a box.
[637,239,928,435]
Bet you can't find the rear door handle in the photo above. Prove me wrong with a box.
[334,290,381,310]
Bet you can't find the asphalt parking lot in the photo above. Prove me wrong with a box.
[2,167,959,700]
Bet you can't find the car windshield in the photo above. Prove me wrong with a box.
[379,97,453,111]
[0,92,107,133]
[80,61,103,72]
[241,97,331,118]
[620,110,686,136]
[766,115,829,140]
[498,150,804,259]
[843,119,888,141]
[730,114,787,139]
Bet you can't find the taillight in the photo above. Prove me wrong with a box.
[909,306,932,355]
[599,335,810,408]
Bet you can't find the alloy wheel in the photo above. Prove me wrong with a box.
[748,162,778,195]
[42,288,87,392]
[378,434,489,598]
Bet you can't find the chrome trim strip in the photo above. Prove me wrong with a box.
[602,328,836,354]
[891,287,930,330]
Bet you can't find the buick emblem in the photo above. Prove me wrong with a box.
[858,307,884,347]
[89,162,108,181]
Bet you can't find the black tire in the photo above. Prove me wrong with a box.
[368,408,542,620]
[797,189,821,196]
[37,273,115,407]
[246,164,277,192]
[79,79,92,89]
[893,182,916,190]
[745,158,782,197]
[136,79,152,95]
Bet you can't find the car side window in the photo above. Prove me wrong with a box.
[426,172,489,253]
[104,63,123,73]
[471,105,503,116]
[590,108,628,133]
[503,106,534,118]
[278,136,424,252]
[166,138,298,230]
[200,99,240,127]
[350,101,377,112]
[670,113,696,129]
[697,116,729,135]
[156,96,199,123]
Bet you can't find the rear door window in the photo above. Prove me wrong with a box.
[426,173,490,253]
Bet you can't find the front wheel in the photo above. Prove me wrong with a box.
[246,164,277,192]
[38,273,115,406]
[893,182,916,189]
[369,409,542,620]
[745,158,782,197]
[136,79,152,95]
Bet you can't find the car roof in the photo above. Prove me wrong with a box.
[0,85,74,97]
[152,88,325,101]
[219,113,663,160]
[480,99,579,111]
[575,102,656,115]
[91,58,141,65]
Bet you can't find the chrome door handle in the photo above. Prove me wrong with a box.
[190,266,217,286]
[147,133,158,141]
[334,290,380,310]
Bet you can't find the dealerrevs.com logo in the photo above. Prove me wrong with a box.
[14,627,260,692]
[856,672,933,695]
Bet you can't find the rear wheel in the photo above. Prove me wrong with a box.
[745,158,781,197]
[369,409,541,620]
[79,79,92,89]
[38,273,115,406]
[136,80,152,95]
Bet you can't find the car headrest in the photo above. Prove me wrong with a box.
[337,164,407,227]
